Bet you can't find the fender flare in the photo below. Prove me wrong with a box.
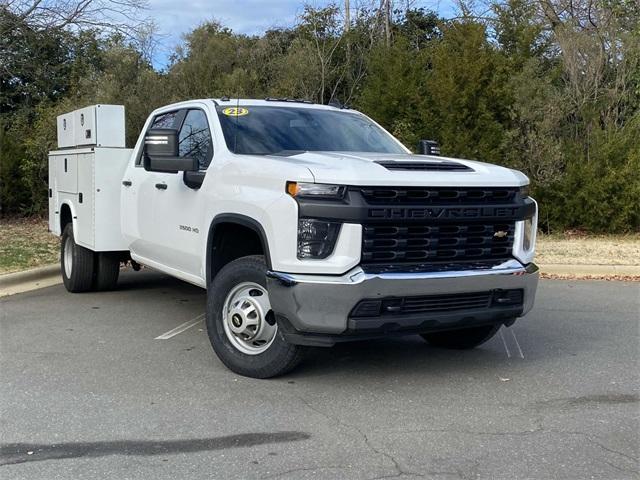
[206,213,272,285]
[59,200,78,237]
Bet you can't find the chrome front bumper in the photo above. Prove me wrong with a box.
[266,259,539,336]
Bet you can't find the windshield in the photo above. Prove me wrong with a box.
[216,105,406,155]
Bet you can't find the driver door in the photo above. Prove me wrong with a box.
[122,109,185,264]
[150,108,214,280]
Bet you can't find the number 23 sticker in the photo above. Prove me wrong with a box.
[222,107,249,117]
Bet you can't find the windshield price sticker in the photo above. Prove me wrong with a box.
[222,107,249,117]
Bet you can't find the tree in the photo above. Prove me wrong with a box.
[292,5,346,103]
[167,22,264,100]
[1,0,148,37]
[356,36,428,148]
[421,20,510,163]
[0,9,75,113]
[396,7,441,50]
[539,0,640,133]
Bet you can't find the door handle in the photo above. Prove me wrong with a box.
[122,180,132,187]
[155,183,167,190]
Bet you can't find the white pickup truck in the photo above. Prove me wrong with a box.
[49,99,539,378]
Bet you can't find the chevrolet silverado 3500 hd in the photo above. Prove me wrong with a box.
[49,99,539,378]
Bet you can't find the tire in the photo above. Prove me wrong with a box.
[60,223,95,293]
[93,252,120,291]
[206,255,305,378]
[421,324,502,350]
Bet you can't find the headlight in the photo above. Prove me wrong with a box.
[287,182,346,200]
[297,219,341,259]
[519,184,530,198]
[512,198,537,264]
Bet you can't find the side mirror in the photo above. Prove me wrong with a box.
[143,128,198,173]
[417,139,440,156]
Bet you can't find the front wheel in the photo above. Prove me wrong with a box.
[206,256,305,378]
[421,324,502,350]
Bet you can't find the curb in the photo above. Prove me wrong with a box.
[538,264,640,277]
[0,264,61,297]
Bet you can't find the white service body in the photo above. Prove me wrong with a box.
[50,104,130,252]
[49,147,131,251]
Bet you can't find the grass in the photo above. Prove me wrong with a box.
[0,217,59,274]
[536,233,640,266]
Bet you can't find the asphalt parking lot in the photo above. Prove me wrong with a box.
[1,270,638,480]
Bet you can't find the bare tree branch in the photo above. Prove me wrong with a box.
[1,0,149,37]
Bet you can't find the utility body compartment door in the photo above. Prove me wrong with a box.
[75,153,95,247]
[74,106,97,146]
[56,155,78,193]
[48,156,58,234]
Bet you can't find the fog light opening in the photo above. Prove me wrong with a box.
[491,289,524,307]
[351,300,382,317]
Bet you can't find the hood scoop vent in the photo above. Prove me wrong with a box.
[375,161,473,172]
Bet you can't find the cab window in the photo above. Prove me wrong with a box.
[136,110,184,166]
[152,111,179,129]
[179,110,213,170]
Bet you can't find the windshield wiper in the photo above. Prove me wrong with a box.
[269,150,307,157]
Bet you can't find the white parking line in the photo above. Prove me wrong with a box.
[509,327,525,359]
[155,314,205,340]
[499,327,511,358]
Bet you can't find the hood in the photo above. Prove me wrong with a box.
[270,151,528,187]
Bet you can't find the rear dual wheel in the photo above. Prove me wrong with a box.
[61,224,94,292]
[93,252,120,291]
[60,224,120,292]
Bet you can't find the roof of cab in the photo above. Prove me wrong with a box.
[212,98,347,110]
[148,98,352,118]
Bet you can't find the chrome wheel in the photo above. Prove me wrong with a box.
[222,282,277,355]
[64,236,73,277]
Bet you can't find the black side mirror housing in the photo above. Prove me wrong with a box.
[417,139,440,156]
[143,128,198,173]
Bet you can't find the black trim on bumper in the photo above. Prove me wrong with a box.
[277,306,520,347]
[347,305,522,332]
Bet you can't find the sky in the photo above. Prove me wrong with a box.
[146,0,458,69]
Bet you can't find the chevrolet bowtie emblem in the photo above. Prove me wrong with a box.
[493,230,508,238]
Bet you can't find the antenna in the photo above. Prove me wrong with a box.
[233,96,240,154]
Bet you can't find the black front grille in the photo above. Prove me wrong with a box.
[375,161,472,172]
[351,290,524,317]
[359,187,517,205]
[362,222,514,264]
[389,292,492,314]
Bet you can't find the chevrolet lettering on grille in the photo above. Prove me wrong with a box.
[368,206,520,220]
